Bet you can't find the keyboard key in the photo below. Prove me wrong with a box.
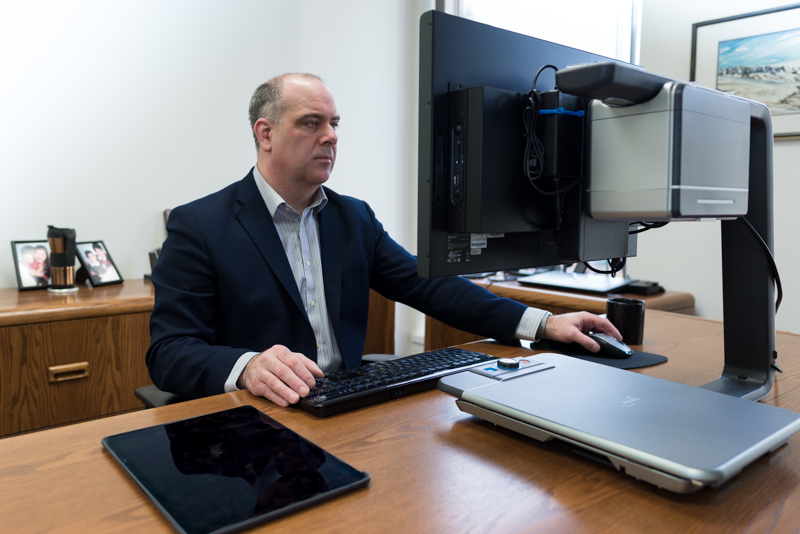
[298,347,495,417]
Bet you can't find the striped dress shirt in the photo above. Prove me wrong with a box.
[223,168,343,392]
[225,168,551,392]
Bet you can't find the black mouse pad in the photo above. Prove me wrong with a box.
[103,406,370,534]
[532,339,667,369]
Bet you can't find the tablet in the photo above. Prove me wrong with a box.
[102,406,370,534]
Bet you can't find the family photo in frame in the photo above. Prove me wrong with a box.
[76,241,123,287]
[11,241,51,290]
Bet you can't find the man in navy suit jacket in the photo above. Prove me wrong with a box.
[147,73,620,406]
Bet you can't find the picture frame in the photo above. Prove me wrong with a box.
[75,241,124,287]
[11,240,52,290]
[691,3,800,138]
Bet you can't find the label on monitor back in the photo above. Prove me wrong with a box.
[446,234,471,264]
[470,234,488,248]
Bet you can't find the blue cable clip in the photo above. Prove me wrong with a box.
[539,108,585,117]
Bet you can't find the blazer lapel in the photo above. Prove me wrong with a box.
[318,201,342,345]
[234,177,308,319]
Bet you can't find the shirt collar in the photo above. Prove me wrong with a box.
[252,165,327,218]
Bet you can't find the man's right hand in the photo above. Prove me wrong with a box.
[237,345,324,407]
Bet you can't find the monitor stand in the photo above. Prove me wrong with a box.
[701,101,777,401]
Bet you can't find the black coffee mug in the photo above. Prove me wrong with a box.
[607,297,645,345]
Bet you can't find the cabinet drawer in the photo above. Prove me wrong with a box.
[0,313,152,436]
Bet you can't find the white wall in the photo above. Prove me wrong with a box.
[0,0,432,354]
[4,0,794,357]
[629,0,799,334]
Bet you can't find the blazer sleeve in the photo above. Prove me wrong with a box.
[146,206,251,399]
[362,203,528,346]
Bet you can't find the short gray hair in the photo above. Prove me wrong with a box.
[248,73,324,149]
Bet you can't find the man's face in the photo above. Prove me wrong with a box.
[264,77,339,189]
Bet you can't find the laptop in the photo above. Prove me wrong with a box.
[516,271,632,294]
[438,353,800,493]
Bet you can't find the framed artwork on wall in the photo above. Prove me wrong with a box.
[691,3,800,138]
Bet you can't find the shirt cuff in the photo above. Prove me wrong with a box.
[224,351,259,393]
[515,308,552,342]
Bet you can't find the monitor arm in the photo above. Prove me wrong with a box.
[701,101,776,400]
[558,63,778,401]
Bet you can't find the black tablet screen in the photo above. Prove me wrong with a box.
[103,406,369,534]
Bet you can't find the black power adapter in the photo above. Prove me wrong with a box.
[534,90,586,180]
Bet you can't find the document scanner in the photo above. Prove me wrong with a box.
[557,62,752,222]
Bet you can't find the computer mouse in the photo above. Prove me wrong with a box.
[587,332,633,358]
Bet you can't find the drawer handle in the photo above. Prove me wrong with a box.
[48,362,90,383]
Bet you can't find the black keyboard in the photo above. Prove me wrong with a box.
[297,347,495,417]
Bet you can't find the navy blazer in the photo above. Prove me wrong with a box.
[146,171,527,399]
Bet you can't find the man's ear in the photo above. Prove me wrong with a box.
[254,118,273,153]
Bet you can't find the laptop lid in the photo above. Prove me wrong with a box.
[438,353,800,493]
[517,271,632,294]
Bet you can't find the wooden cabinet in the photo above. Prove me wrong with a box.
[365,289,395,355]
[0,281,154,436]
[0,281,397,436]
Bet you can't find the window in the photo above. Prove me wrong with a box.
[455,0,641,64]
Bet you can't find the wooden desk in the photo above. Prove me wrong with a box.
[0,280,155,436]
[2,311,800,533]
[426,279,695,350]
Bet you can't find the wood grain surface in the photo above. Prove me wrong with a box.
[0,279,155,327]
[0,280,155,436]
[2,311,800,533]
[485,281,695,315]
[0,281,393,437]
[425,281,695,351]
[363,290,395,355]
[0,312,153,435]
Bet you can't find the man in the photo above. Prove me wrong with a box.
[83,250,106,280]
[147,73,620,407]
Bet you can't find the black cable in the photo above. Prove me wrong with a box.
[625,217,780,312]
[530,64,559,93]
[583,257,626,277]
[523,65,560,189]
[553,194,564,230]
[523,64,584,201]
[522,90,546,184]
[629,221,669,234]
[739,217,783,314]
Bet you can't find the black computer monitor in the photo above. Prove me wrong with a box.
[417,10,779,401]
[417,10,632,279]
